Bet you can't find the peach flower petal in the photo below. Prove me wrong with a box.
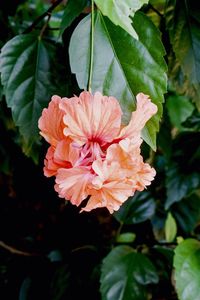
[55,167,94,206]
[132,163,156,191]
[54,139,80,166]
[81,160,133,213]
[118,93,158,140]
[60,91,122,146]
[43,146,64,177]
[38,95,66,146]
[44,139,80,177]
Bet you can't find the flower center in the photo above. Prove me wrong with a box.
[75,141,105,167]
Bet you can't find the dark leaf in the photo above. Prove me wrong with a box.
[166,94,194,130]
[100,245,158,300]
[172,192,200,233]
[165,163,200,209]
[182,109,200,131]
[60,0,88,35]
[114,191,156,225]
[166,0,200,110]
[0,34,68,162]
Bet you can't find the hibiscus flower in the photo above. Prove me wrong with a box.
[38,91,157,213]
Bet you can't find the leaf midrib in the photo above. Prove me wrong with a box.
[98,11,134,102]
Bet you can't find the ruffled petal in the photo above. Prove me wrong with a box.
[38,95,65,146]
[60,91,122,145]
[54,139,80,166]
[106,139,141,173]
[118,93,157,140]
[81,160,133,213]
[55,167,93,206]
[44,143,73,177]
[82,181,133,213]
[132,163,156,191]
[106,139,156,192]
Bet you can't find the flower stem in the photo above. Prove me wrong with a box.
[88,0,94,93]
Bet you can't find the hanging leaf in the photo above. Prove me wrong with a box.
[165,0,200,110]
[69,11,167,150]
[94,0,149,39]
[174,239,200,300]
[164,212,177,242]
[114,191,156,224]
[0,34,68,162]
[60,0,88,35]
[100,246,158,300]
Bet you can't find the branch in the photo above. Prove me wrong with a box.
[24,0,64,34]
[0,241,38,256]
[149,4,163,18]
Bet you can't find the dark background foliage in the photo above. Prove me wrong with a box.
[0,1,200,299]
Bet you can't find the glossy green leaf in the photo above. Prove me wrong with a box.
[166,94,194,130]
[0,34,67,162]
[60,0,88,35]
[94,0,149,39]
[116,232,136,244]
[69,11,167,150]
[100,246,158,300]
[166,0,200,110]
[165,163,200,209]
[174,239,200,300]
[114,192,156,224]
[164,212,177,242]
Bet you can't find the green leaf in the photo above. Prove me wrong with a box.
[69,11,167,150]
[153,245,174,265]
[100,246,158,300]
[165,163,200,209]
[182,109,200,131]
[172,192,200,233]
[94,0,149,39]
[50,264,71,300]
[166,94,194,130]
[164,212,177,242]
[116,233,136,244]
[60,0,88,35]
[114,192,156,224]
[166,0,200,110]
[174,239,200,300]
[0,77,3,100]
[0,34,67,162]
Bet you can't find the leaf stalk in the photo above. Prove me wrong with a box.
[88,0,95,92]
